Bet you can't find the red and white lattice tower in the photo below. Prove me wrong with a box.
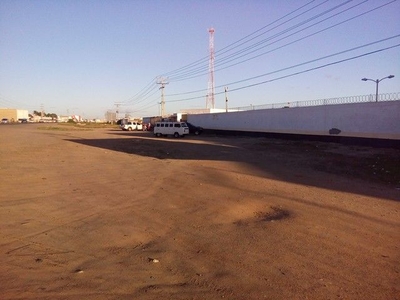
[207,28,215,109]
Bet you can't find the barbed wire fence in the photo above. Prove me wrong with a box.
[230,92,400,111]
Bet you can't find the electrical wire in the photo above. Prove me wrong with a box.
[124,0,333,106]
[171,1,396,85]
[220,35,400,89]
[160,0,321,78]
[227,44,400,94]
[165,34,400,97]
[120,77,158,105]
[165,0,356,81]
[0,94,38,110]
[122,0,398,111]
[164,43,400,103]
[167,0,386,82]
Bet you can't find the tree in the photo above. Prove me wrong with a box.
[32,110,58,119]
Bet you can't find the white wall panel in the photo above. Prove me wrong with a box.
[187,101,400,140]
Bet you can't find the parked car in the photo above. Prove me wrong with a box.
[121,121,143,131]
[186,122,203,135]
[18,118,28,123]
[1,118,9,124]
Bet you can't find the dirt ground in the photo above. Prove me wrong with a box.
[0,123,399,300]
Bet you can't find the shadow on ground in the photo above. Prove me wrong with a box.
[66,130,400,202]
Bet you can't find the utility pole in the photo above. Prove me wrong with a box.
[115,102,122,123]
[157,77,169,117]
[225,87,228,112]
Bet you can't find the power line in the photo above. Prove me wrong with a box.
[124,0,332,105]
[160,0,321,79]
[167,0,387,82]
[228,44,400,94]
[220,35,400,89]
[0,94,38,109]
[165,34,400,97]
[129,101,159,114]
[121,77,158,105]
[122,0,398,109]
[124,87,160,106]
[166,0,356,81]
[216,0,324,57]
[165,43,400,103]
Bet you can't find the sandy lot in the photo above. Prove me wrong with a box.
[0,123,399,300]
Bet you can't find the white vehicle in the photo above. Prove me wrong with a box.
[121,121,143,131]
[153,122,189,138]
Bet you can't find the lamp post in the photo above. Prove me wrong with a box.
[361,75,395,102]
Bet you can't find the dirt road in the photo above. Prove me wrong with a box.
[1,124,399,299]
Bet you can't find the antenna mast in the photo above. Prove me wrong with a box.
[207,28,215,109]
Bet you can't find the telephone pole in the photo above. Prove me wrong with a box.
[157,77,169,117]
[115,102,122,122]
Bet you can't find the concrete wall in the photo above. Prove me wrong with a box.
[187,101,400,140]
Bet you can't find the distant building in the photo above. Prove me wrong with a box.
[105,111,116,122]
[58,115,70,122]
[0,108,29,122]
[31,116,55,123]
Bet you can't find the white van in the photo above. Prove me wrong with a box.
[153,122,189,138]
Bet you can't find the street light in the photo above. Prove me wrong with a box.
[361,75,395,102]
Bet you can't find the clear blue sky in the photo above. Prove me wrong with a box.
[1,0,399,119]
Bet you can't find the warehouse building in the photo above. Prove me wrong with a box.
[0,108,29,122]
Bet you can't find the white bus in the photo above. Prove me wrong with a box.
[153,122,189,138]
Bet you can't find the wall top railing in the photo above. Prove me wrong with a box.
[230,92,400,112]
